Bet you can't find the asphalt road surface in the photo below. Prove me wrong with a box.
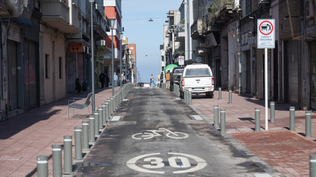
[75,87,272,177]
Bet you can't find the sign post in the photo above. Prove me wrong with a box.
[179,56,184,66]
[257,19,275,131]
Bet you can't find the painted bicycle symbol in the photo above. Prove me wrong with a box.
[131,128,189,140]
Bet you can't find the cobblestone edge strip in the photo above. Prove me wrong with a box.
[189,104,285,177]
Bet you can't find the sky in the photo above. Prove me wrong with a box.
[122,0,183,83]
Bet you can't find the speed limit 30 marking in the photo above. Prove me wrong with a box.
[126,152,207,174]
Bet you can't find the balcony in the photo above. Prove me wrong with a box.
[175,24,185,42]
[93,7,107,40]
[204,0,239,33]
[191,18,203,39]
[41,0,80,33]
[95,0,104,17]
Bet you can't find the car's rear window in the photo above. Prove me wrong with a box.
[174,69,183,73]
[185,68,210,77]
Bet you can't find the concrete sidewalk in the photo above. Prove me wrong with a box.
[192,90,316,177]
[0,87,119,177]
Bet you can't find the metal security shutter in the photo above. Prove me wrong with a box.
[215,59,221,88]
[310,41,316,110]
[7,40,18,110]
[24,41,37,109]
[284,40,298,105]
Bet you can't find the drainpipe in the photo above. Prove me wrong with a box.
[189,0,193,60]
[282,39,284,102]
[0,19,2,118]
[184,0,188,62]
[172,28,175,62]
[69,0,73,25]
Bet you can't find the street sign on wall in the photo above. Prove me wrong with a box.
[179,56,184,66]
[68,43,83,52]
[257,19,275,49]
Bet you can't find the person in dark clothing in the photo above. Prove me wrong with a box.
[75,78,82,94]
[104,73,109,88]
[82,80,87,93]
[99,72,105,89]
[160,71,163,87]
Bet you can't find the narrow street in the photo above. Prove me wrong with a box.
[75,88,277,177]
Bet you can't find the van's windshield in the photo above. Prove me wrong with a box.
[185,68,211,77]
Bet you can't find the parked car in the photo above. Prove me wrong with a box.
[170,67,184,92]
[143,82,150,87]
[180,63,214,98]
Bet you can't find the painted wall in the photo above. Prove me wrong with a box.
[40,25,66,105]
[105,6,121,26]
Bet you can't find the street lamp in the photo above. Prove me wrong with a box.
[108,17,116,96]
[119,32,123,88]
[89,0,95,112]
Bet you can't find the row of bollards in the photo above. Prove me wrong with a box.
[213,105,226,133]
[183,90,192,105]
[173,84,180,97]
[37,83,133,176]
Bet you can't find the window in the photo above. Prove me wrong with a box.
[185,68,211,77]
[59,57,62,79]
[45,54,49,79]
[161,56,164,61]
[246,0,252,15]
[174,69,183,73]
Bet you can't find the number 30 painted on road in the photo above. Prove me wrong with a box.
[126,152,207,174]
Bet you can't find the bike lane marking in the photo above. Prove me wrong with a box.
[131,129,189,140]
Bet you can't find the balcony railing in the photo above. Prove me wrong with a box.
[175,23,185,42]
[205,0,238,29]
[93,12,107,40]
[41,0,80,33]
[95,0,104,17]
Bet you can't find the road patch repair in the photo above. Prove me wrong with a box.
[111,116,121,121]
[190,115,204,120]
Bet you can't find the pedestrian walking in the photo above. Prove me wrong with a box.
[126,72,130,82]
[75,78,82,94]
[121,72,126,85]
[114,72,118,87]
[99,72,105,89]
[165,70,171,90]
[160,71,164,88]
[150,74,156,87]
[82,80,88,93]
[105,73,109,88]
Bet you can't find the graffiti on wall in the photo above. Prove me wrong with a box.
[24,61,36,90]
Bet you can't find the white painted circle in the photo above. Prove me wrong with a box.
[165,132,189,139]
[132,132,155,140]
[126,152,207,174]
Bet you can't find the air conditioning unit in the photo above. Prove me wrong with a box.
[83,46,90,54]
[101,40,106,46]
[307,0,315,20]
